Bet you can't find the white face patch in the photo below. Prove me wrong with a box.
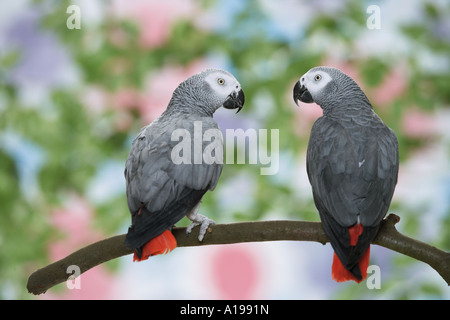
[204,71,241,101]
[300,70,333,99]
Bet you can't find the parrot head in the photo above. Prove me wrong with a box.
[293,66,371,109]
[293,66,340,107]
[170,68,245,115]
[200,69,245,113]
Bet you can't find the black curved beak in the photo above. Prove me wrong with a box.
[293,81,314,105]
[223,89,245,113]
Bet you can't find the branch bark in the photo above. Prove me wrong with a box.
[26,214,450,295]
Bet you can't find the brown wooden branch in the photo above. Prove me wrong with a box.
[26,214,450,295]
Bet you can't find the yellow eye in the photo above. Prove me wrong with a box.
[217,78,225,85]
[314,74,322,81]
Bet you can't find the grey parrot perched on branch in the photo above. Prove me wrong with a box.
[124,69,244,261]
[293,66,399,283]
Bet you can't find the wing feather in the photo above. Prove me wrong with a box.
[124,115,223,250]
[307,113,398,268]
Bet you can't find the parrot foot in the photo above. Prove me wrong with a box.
[186,213,216,242]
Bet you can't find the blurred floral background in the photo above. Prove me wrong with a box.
[1,0,449,299]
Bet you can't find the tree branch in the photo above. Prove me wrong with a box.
[26,214,450,295]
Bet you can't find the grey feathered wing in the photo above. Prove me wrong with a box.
[124,116,223,255]
[307,113,398,275]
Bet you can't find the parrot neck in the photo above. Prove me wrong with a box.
[166,99,215,118]
[321,96,373,118]
[320,79,373,116]
[168,85,217,117]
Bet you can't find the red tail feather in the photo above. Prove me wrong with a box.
[331,223,370,283]
[133,230,177,262]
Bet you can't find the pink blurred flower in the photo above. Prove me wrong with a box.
[371,67,407,107]
[111,88,143,111]
[402,108,437,139]
[112,0,198,49]
[82,86,108,114]
[210,245,262,299]
[82,86,135,132]
[44,195,115,299]
[49,195,102,260]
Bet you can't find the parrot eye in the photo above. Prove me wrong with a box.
[314,74,322,81]
[217,78,225,85]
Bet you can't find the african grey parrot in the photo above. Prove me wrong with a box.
[293,66,399,282]
[124,69,245,261]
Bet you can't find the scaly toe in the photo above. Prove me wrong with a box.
[186,222,199,236]
[198,218,216,241]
